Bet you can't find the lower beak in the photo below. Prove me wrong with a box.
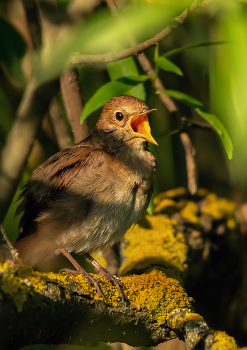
[129,111,158,146]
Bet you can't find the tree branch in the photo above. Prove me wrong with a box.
[69,0,208,67]
[0,225,19,262]
[180,133,197,195]
[0,189,240,349]
[0,79,60,224]
[0,191,241,349]
[0,264,178,349]
[49,97,73,150]
[60,69,90,143]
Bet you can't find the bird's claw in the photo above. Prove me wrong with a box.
[98,271,125,302]
[59,268,105,301]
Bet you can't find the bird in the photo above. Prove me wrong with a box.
[14,95,158,301]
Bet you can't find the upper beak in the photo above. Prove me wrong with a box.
[129,108,158,146]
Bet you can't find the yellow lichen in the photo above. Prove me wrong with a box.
[195,335,201,344]
[1,273,29,312]
[154,187,188,206]
[154,198,178,214]
[227,218,236,230]
[122,269,193,324]
[120,215,188,278]
[202,194,236,221]
[180,202,199,224]
[212,331,238,350]
[0,262,63,312]
[170,312,204,330]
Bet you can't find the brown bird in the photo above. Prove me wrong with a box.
[14,95,157,301]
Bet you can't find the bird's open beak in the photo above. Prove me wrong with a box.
[129,109,158,146]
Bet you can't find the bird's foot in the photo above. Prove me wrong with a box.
[98,270,125,302]
[84,253,125,302]
[60,267,105,301]
[59,247,106,301]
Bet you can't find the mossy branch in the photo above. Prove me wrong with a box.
[0,263,179,349]
[0,189,244,349]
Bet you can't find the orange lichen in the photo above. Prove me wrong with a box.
[212,331,238,350]
[122,269,193,324]
[120,215,187,278]
[0,261,193,321]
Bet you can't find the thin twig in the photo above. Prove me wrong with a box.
[69,0,207,68]
[21,0,42,49]
[181,117,214,131]
[0,224,19,262]
[49,97,73,150]
[180,132,197,195]
[0,79,59,224]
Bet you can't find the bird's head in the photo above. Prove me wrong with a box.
[93,95,158,152]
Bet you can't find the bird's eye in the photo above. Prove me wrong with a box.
[115,112,124,121]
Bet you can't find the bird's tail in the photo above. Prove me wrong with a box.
[14,233,57,268]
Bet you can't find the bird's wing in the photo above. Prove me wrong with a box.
[16,136,104,237]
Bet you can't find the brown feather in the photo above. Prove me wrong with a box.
[14,96,157,267]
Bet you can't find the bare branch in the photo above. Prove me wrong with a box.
[181,117,214,131]
[0,79,59,224]
[60,69,90,143]
[0,225,19,262]
[21,0,42,49]
[180,132,197,195]
[49,97,73,150]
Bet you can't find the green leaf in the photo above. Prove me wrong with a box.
[108,57,139,81]
[118,75,150,83]
[164,41,228,57]
[80,77,148,122]
[34,2,178,85]
[158,90,233,159]
[154,57,183,76]
[108,57,147,100]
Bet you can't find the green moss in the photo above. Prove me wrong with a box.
[120,215,188,278]
[1,273,29,312]
[0,262,53,312]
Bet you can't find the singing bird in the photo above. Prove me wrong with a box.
[14,95,158,300]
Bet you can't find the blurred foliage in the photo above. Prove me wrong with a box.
[0,0,247,348]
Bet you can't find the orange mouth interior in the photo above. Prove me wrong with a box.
[130,113,158,146]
